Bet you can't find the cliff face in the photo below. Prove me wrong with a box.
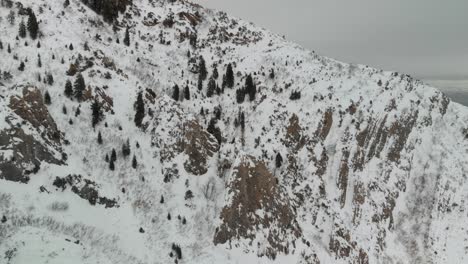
[0,86,63,183]
[0,1,468,263]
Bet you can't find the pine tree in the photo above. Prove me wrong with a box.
[27,9,39,39]
[37,55,42,67]
[63,0,70,8]
[91,99,103,128]
[226,63,234,88]
[19,20,26,38]
[7,10,15,25]
[275,153,283,168]
[109,159,115,171]
[269,69,275,79]
[97,131,103,144]
[44,91,51,105]
[111,148,117,162]
[69,43,74,50]
[207,79,216,98]
[184,85,190,100]
[236,88,245,104]
[123,27,130,46]
[160,195,164,203]
[7,44,11,53]
[74,73,86,101]
[198,56,207,80]
[122,139,130,157]
[134,92,145,128]
[18,61,25,71]
[47,73,54,85]
[36,41,41,48]
[132,155,137,169]
[245,74,256,101]
[64,80,73,98]
[240,112,245,130]
[167,213,171,220]
[197,75,203,91]
[212,65,219,79]
[207,118,222,144]
[172,85,179,101]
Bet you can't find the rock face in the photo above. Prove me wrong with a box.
[214,156,301,259]
[149,97,219,176]
[180,121,219,175]
[0,86,63,183]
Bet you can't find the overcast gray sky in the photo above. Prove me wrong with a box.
[196,0,468,90]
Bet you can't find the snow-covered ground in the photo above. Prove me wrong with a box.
[1,0,468,263]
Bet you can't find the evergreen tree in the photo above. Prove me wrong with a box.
[207,118,222,144]
[69,43,74,50]
[197,75,203,91]
[27,9,39,39]
[184,85,190,100]
[122,139,130,157]
[44,91,51,105]
[36,41,41,48]
[74,73,86,101]
[240,112,245,130]
[111,148,117,162]
[37,55,42,67]
[109,159,115,171]
[63,0,70,8]
[18,61,25,71]
[91,99,103,128]
[134,91,145,127]
[64,80,73,98]
[123,27,130,46]
[198,56,207,80]
[212,65,219,79]
[207,78,216,98]
[172,85,179,101]
[269,68,275,79]
[97,131,103,144]
[7,44,11,53]
[47,73,54,85]
[245,74,256,101]
[275,153,283,168]
[7,10,15,25]
[160,195,164,203]
[18,20,26,38]
[226,63,234,88]
[132,155,137,169]
[236,88,245,104]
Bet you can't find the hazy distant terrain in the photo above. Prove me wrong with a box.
[425,80,468,106]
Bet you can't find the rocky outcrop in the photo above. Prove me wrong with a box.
[179,121,219,175]
[214,156,301,259]
[0,87,63,183]
[53,175,117,208]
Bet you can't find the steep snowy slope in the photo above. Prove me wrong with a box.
[1,0,468,263]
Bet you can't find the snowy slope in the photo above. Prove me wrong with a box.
[1,0,468,263]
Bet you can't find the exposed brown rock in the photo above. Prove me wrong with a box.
[9,86,62,144]
[180,121,219,175]
[338,149,350,208]
[329,226,368,264]
[315,109,333,140]
[284,114,306,151]
[214,156,301,259]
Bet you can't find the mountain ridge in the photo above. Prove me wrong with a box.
[1,0,468,263]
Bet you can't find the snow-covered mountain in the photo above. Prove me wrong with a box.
[1,0,468,263]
